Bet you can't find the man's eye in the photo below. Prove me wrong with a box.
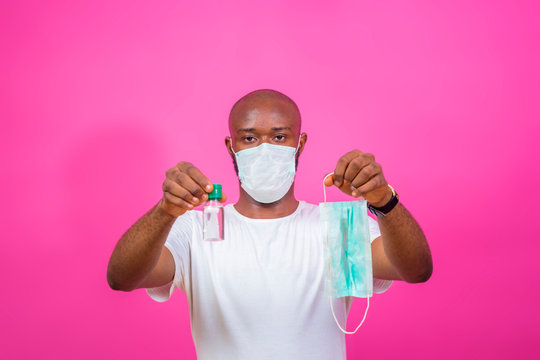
[275,135,285,141]
[244,136,255,142]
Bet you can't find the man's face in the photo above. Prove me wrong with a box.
[225,99,306,174]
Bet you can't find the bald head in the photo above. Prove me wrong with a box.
[228,89,301,135]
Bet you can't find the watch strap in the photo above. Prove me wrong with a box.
[367,185,399,217]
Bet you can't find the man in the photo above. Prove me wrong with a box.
[107,89,433,359]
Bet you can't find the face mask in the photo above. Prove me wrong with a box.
[232,140,299,203]
[320,173,373,334]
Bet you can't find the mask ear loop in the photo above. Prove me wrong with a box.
[295,134,302,154]
[322,173,370,335]
[228,137,238,155]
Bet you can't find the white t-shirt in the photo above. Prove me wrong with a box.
[147,201,392,360]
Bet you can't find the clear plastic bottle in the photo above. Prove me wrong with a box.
[203,184,224,241]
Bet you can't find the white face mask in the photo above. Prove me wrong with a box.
[232,140,300,203]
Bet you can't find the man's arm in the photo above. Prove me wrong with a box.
[107,203,177,291]
[107,162,219,291]
[370,202,432,282]
[327,150,433,283]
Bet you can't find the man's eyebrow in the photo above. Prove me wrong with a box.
[236,126,292,133]
[237,128,256,133]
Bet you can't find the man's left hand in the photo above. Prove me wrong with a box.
[324,150,392,207]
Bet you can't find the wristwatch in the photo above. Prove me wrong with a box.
[367,185,399,218]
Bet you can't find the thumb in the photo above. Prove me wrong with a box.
[219,192,227,203]
[323,173,334,187]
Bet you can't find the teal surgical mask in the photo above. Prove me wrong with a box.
[320,173,373,334]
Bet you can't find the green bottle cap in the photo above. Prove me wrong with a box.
[208,184,222,201]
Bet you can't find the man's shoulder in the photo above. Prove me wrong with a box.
[298,200,317,210]
[296,201,320,220]
[171,210,201,230]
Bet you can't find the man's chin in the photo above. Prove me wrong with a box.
[241,187,294,206]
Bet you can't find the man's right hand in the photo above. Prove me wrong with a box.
[108,162,226,291]
[159,162,225,218]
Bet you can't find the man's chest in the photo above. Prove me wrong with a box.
[191,222,324,301]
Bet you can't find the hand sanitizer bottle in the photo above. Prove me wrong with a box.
[203,184,224,241]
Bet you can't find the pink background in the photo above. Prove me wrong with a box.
[1,1,539,359]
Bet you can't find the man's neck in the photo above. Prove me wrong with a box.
[233,185,299,219]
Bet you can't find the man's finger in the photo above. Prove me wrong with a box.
[355,176,385,197]
[175,172,207,200]
[164,191,194,210]
[351,162,380,189]
[333,150,360,187]
[163,179,201,205]
[186,165,213,193]
[219,192,228,203]
[324,174,334,187]
[343,159,363,184]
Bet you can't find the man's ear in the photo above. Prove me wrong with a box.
[225,136,235,158]
[297,132,308,156]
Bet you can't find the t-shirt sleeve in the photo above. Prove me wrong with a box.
[368,215,393,294]
[145,212,193,302]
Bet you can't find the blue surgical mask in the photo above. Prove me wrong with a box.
[320,173,373,334]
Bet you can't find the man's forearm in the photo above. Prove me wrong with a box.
[377,203,433,283]
[107,202,176,291]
